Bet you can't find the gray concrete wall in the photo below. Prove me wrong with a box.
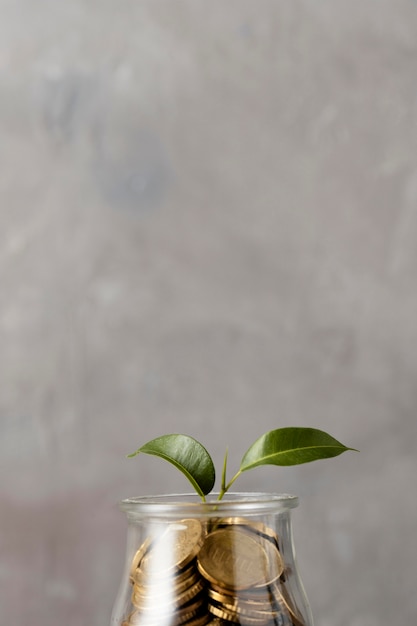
[1,1,417,625]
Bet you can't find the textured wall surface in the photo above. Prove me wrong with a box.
[1,1,417,625]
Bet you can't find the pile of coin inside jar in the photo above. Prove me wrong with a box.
[123,517,305,626]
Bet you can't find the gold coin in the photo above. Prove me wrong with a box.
[208,587,237,604]
[185,613,213,626]
[171,605,203,626]
[208,588,278,613]
[134,591,205,618]
[216,519,283,584]
[175,578,206,607]
[208,584,289,624]
[211,587,281,612]
[165,580,204,606]
[209,582,270,605]
[208,602,240,624]
[208,587,267,612]
[175,593,206,616]
[217,518,279,547]
[222,599,282,620]
[208,601,271,625]
[129,536,153,583]
[135,578,205,611]
[197,528,269,590]
[140,519,204,576]
[135,572,201,599]
[132,564,200,594]
[254,537,284,586]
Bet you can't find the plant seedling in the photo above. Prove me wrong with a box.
[128,427,357,502]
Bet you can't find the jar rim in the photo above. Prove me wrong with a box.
[120,492,298,518]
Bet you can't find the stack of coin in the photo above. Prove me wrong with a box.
[125,518,211,626]
[197,519,305,626]
[122,517,305,626]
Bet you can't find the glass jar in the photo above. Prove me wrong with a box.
[110,493,314,626]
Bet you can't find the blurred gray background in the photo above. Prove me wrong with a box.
[1,1,417,625]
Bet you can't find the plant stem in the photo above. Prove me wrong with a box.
[220,447,228,495]
[217,469,242,500]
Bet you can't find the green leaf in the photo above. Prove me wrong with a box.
[240,427,357,471]
[127,434,215,499]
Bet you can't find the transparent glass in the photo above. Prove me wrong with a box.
[110,493,314,626]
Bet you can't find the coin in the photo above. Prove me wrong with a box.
[136,578,205,611]
[197,528,269,590]
[132,572,206,612]
[132,562,199,592]
[209,586,287,620]
[185,614,213,626]
[198,519,296,626]
[128,519,208,626]
[124,516,305,626]
[217,518,279,548]
[135,567,201,599]
[173,606,203,626]
[208,601,271,625]
[208,588,275,612]
[129,536,153,583]
[254,537,284,586]
[140,519,204,576]
[176,594,207,616]
[216,519,283,584]
[207,587,237,604]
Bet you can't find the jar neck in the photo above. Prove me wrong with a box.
[120,492,299,522]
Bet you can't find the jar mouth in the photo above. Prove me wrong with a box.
[120,492,298,519]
